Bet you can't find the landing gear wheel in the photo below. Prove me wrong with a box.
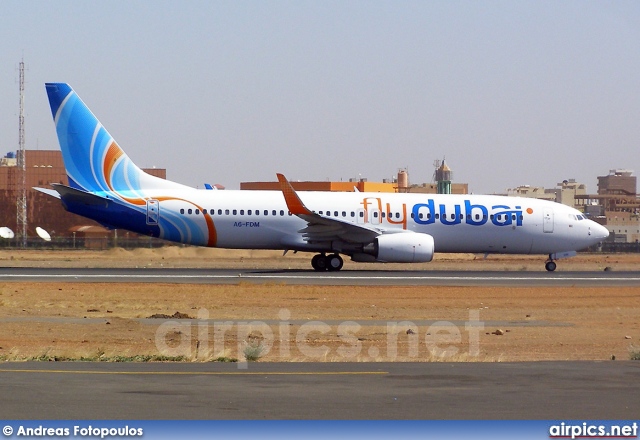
[326,254,344,272]
[545,261,557,272]
[311,254,328,271]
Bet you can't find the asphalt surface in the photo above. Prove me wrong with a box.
[1,267,638,420]
[0,361,637,419]
[1,267,640,286]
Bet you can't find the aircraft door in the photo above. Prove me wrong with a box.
[146,199,159,225]
[543,208,553,233]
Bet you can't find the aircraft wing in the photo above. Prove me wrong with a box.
[277,173,384,244]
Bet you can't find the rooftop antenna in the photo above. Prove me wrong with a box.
[16,58,27,248]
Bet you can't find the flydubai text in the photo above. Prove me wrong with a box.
[360,197,530,229]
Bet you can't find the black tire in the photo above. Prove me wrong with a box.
[545,261,557,272]
[311,254,327,271]
[326,254,344,272]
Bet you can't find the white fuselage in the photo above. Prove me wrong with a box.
[140,188,609,255]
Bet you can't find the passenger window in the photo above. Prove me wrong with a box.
[272,210,276,216]
[264,210,268,216]
[419,213,423,219]
[512,214,516,220]
[373,212,378,218]
[334,211,338,216]
[218,209,222,215]
[188,209,193,215]
[248,210,252,215]
[195,209,200,215]
[225,209,230,215]
[288,211,292,216]
[233,210,237,215]
[240,210,244,215]
[475,214,480,220]
[435,214,439,219]
[180,208,185,215]
[381,212,386,218]
[351,212,355,217]
[342,211,346,217]
[280,210,284,216]
[359,212,364,218]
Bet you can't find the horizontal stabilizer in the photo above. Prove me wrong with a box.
[51,183,110,207]
[33,187,61,199]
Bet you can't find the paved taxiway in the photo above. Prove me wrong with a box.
[0,362,637,419]
[1,267,640,286]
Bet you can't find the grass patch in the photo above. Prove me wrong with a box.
[211,356,238,363]
[630,349,640,361]
[28,353,187,362]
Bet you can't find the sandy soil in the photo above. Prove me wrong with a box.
[1,246,637,271]
[0,248,638,362]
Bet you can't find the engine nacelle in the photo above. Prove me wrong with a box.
[351,233,435,263]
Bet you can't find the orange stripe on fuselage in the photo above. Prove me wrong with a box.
[100,143,217,246]
[155,196,217,247]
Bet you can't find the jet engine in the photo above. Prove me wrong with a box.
[351,233,435,263]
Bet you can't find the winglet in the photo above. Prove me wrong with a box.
[276,173,313,216]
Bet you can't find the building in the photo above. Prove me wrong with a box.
[587,170,639,243]
[505,179,587,209]
[241,169,469,195]
[241,179,398,193]
[0,149,166,240]
[506,185,556,202]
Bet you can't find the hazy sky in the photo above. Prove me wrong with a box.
[1,1,639,193]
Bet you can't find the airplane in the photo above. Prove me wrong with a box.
[37,83,609,272]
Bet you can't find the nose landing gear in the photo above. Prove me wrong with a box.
[545,257,557,272]
[311,253,344,271]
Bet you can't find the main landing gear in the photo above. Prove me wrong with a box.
[311,253,344,271]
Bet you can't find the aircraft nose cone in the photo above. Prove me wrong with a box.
[591,222,609,240]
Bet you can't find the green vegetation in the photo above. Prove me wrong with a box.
[211,356,238,363]
[28,353,187,362]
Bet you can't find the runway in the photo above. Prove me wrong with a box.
[1,267,640,286]
[0,361,637,419]
[1,267,638,420]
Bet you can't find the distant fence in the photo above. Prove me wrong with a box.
[0,236,170,250]
[598,242,640,253]
[1,237,637,253]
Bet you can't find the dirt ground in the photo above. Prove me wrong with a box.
[0,248,638,362]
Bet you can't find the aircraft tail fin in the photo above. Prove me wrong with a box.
[45,83,186,194]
